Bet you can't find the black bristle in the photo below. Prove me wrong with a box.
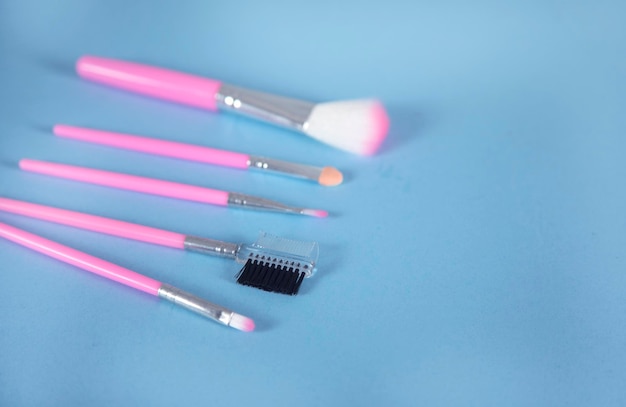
[272,267,289,292]
[259,263,277,290]
[235,259,306,295]
[265,265,282,289]
[251,264,262,285]
[280,269,297,294]
[292,271,306,295]
[253,263,271,288]
[236,259,256,286]
[285,269,300,295]
[235,259,250,283]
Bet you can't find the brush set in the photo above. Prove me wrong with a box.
[0,55,389,331]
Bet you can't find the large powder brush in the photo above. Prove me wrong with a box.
[76,56,390,155]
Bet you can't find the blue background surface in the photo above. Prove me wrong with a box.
[1,1,625,405]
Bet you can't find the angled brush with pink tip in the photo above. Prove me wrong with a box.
[76,56,389,155]
[19,159,329,218]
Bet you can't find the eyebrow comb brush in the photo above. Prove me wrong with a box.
[0,197,318,295]
[19,159,328,218]
[0,220,255,331]
[76,56,389,155]
[53,124,343,186]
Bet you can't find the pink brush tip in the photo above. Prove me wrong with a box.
[302,209,329,218]
[229,313,255,332]
[362,101,390,156]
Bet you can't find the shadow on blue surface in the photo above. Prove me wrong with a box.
[380,104,431,155]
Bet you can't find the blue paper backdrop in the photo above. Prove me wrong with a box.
[1,1,625,406]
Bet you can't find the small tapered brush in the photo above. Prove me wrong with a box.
[19,159,328,218]
[76,56,390,155]
[0,197,319,295]
[0,220,255,331]
[53,124,343,186]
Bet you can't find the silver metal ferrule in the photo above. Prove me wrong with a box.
[158,283,234,326]
[215,83,315,131]
[183,235,239,259]
[246,155,323,182]
[228,192,310,216]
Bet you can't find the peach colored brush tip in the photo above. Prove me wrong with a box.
[229,313,255,332]
[318,167,343,186]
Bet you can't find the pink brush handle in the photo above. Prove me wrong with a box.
[0,197,186,249]
[0,221,162,295]
[77,56,222,111]
[53,124,250,169]
[19,159,230,206]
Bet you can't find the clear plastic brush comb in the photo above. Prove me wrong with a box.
[0,197,318,295]
[186,232,318,295]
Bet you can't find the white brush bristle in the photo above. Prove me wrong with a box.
[229,313,255,332]
[303,99,389,155]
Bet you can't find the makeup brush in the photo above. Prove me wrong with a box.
[0,197,319,295]
[19,159,328,218]
[53,124,343,186]
[76,56,389,155]
[0,220,255,331]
